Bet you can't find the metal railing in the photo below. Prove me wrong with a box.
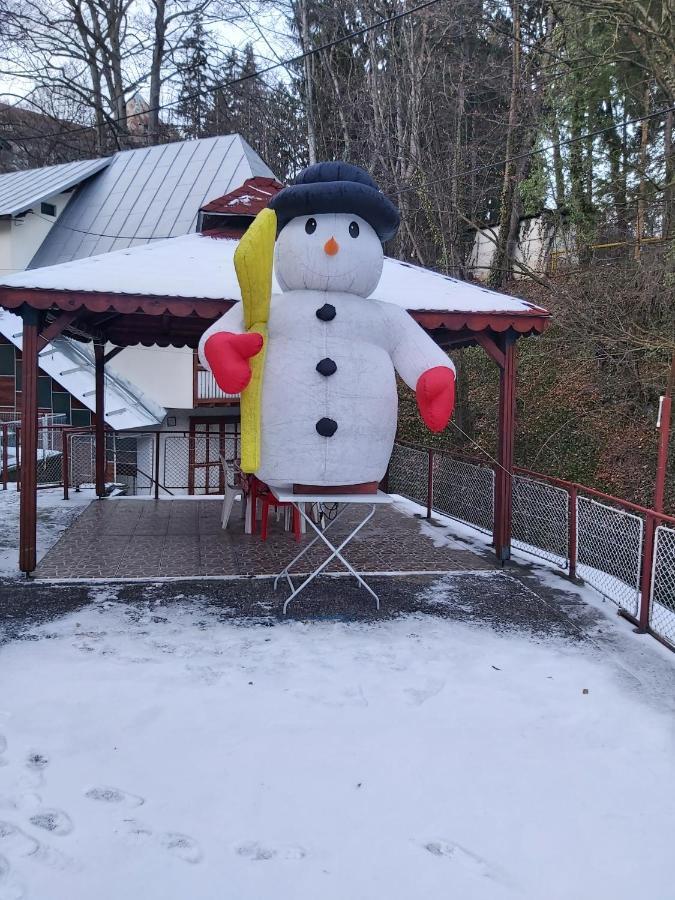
[195,367,239,403]
[1,416,68,490]
[389,441,675,653]
[64,426,240,498]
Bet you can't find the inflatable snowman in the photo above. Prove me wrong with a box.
[199,162,456,491]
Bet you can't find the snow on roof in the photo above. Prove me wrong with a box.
[0,310,165,430]
[200,177,284,216]
[29,136,275,269]
[0,157,111,216]
[0,232,545,316]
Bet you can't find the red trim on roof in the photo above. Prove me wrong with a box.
[0,285,550,342]
[200,177,284,216]
[412,310,550,334]
[0,287,230,319]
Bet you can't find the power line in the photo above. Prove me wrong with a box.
[387,105,675,198]
[2,0,447,145]
[30,106,673,242]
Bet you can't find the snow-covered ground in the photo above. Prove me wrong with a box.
[0,489,674,898]
[0,486,94,577]
[0,594,673,900]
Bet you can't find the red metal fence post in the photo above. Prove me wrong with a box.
[427,448,434,519]
[1,423,7,491]
[62,428,69,500]
[154,431,160,500]
[568,485,577,579]
[638,513,656,632]
[94,343,106,498]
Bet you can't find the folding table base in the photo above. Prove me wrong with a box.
[273,502,380,614]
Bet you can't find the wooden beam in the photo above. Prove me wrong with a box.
[103,345,125,364]
[94,343,106,498]
[493,335,517,562]
[37,311,79,351]
[19,306,40,574]
[475,332,506,369]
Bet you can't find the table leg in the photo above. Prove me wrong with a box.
[281,504,380,614]
[273,504,349,591]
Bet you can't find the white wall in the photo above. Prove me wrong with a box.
[108,345,194,409]
[0,191,74,276]
[468,216,554,281]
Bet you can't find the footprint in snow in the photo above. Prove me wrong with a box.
[0,823,39,858]
[404,680,446,706]
[160,833,202,864]
[29,810,73,837]
[0,822,68,871]
[0,853,24,900]
[121,821,202,864]
[25,754,48,773]
[85,787,144,808]
[422,839,513,886]
[235,841,306,862]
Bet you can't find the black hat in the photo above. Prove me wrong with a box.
[269,162,400,242]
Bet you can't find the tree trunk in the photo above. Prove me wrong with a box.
[489,0,520,288]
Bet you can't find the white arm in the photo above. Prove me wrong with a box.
[379,302,455,389]
[198,303,245,371]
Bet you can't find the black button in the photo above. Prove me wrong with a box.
[316,303,336,321]
[316,417,338,437]
[316,358,337,377]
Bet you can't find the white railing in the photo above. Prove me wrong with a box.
[196,368,239,403]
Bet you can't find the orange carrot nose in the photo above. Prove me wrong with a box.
[323,236,339,256]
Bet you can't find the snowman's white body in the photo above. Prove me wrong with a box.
[199,212,454,488]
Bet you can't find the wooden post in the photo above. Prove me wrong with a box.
[94,343,106,498]
[1,423,7,491]
[154,431,160,500]
[494,334,517,562]
[19,307,40,574]
[62,427,69,501]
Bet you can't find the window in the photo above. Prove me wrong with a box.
[0,343,13,376]
[71,409,91,427]
[40,202,57,217]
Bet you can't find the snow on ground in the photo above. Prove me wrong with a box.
[0,597,673,900]
[0,486,93,577]
[0,490,674,898]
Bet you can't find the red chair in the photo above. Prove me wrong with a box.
[256,479,301,542]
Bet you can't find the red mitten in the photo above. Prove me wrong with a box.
[416,366,455,432]
[203,331,263,393]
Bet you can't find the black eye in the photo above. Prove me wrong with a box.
[349,221,360,238]
[305,218,317,234]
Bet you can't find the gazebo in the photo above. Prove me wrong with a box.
[0,180,549,574]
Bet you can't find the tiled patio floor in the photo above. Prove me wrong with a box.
[33,498,497,579]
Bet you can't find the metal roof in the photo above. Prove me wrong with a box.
[29,135,275,268]
[0,157,111,217]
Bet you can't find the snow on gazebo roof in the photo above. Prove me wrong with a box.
[0,232,549,334]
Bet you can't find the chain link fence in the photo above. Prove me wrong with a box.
[576,496,644,616]
[512,475,569,568]
[433,453,494,533]
[387,443,428,506]
[1,420,67,487]
[650,525,675,647]
[67,428,240,496]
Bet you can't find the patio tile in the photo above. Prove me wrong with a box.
[33,498,497,580]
